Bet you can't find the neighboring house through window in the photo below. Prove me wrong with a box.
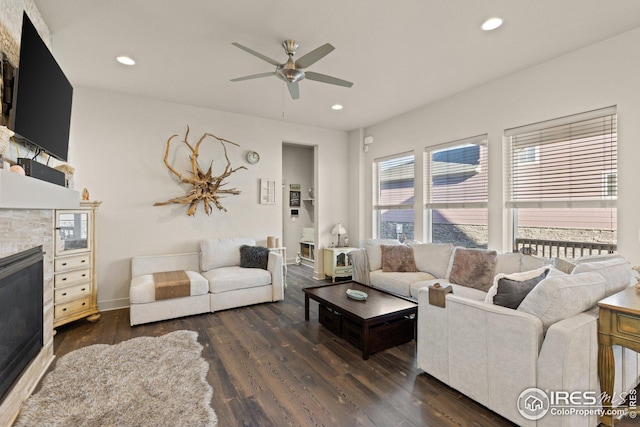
[425,135,489,248]
[506,106,617,257]
[373,153,414,241]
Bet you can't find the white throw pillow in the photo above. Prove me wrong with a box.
[571,257,633,297]
[517,272,606,333]
[363,239,402,271]
[201,238,256,271]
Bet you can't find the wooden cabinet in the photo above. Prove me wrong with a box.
[53,201,101,328]
[323,247,357,282]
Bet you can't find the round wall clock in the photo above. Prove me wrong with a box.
[246,151,260,164]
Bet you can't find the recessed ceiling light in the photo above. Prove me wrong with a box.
[116,56,136,66]
[481,17,503,31]
[331,104,343,110]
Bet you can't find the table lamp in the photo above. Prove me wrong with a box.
[331,223,347,247]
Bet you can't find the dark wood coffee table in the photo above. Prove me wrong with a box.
[304,282,418,359]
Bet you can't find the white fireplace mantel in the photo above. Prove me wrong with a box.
[0,169,80,209]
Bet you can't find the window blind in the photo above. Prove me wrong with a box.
[506,107,617,209]
[425,135,488,209]
[374,153,414,210]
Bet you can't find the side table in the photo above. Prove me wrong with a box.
[598,286,640,426]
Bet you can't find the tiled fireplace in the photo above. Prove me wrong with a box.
[0,169,79,426]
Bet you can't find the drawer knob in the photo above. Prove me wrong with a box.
[62,292,67,296]
[62,308,67,312]
[81,288,86,291]
[62,262,67,266]
[62,277,67,281]
[82,273,86,277]
[82,302,86,306]
[81,259,86,263]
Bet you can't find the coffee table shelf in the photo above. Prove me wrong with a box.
[304,282,417,359]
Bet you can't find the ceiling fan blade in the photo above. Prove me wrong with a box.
[295,43,335,69]
[230,72,276,82]
[231,42,281,67]
[287,81,300,100]
[304,71,353,88]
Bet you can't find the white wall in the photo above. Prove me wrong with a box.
[69,87,349,309]
[351,27,640,265]
[282,144,314,262]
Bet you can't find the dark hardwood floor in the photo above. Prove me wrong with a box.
[52,265,632,427]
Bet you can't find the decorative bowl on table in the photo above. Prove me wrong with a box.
[346,289,368,301]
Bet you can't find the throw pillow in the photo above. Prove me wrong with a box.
[364,239,403,271]
[239,245,269,270]
[517,272,606,333]
[381,245,418,273]
[486,268,549,309]
[448,248,498,292]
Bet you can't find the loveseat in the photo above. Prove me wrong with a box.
[129,238,284,326]
[350,239,640,426]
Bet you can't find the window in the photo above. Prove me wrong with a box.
[425,135,488,248]
[506,107,617,255]
[373,153,414,241]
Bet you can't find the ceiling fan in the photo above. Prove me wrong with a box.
[230,40,353,100]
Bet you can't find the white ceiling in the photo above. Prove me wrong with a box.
[32,0,640,132]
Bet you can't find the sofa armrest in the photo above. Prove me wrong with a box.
[418,288,543,426]
[349,249,370,286]
[131,252,201,277]
[267,251,284,301]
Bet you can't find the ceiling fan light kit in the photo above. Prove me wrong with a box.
[231,39,353,100]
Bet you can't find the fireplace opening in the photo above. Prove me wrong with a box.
[0,246,43,403]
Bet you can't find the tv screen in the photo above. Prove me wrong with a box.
[11,12,73,162]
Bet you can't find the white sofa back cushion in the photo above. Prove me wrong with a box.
[571,257,633,297]
[201,238,256,271]
[517,272,606,333]
[364,239,402,271]
[411,243,453,278]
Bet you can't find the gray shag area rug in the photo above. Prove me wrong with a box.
[14,330,218,427]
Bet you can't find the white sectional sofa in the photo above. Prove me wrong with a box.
[129,238,284,326]
[350,239,640,426]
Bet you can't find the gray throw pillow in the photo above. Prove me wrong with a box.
[493,270,548,309]
[239,245,269,270]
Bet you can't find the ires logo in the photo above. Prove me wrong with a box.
[517,388,637,421]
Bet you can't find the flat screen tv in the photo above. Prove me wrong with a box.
[11,12,73,162]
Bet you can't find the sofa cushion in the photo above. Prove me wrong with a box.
[571,257,633,297]
[201,238,256,271]
[485,267,549,309]
[203,266,271,293]
[381,245,418,272]
[411,243,454,278]
[410,279,487,301]
[239,245,269,269]
[520,255,549,272]
[448,248,498,292]
[370,270,435,297]
[551,257,576,274]
[494,252,523,275]
[130,270,209,304]
[517,272,606,333]
[364,239,402,271]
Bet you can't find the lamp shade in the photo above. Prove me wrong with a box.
[331,223,346,235]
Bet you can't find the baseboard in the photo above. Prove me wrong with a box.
[98,297,130,312]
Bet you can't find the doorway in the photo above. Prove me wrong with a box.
[282,143,315,267]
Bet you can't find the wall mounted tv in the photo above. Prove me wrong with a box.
[10,12,73,162]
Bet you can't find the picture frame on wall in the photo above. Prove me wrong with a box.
[260,179,276,204]
[289,190,301,207]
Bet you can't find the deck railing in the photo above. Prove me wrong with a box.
[514,238,617,259]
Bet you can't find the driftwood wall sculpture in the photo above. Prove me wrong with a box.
[154,127,246,215]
